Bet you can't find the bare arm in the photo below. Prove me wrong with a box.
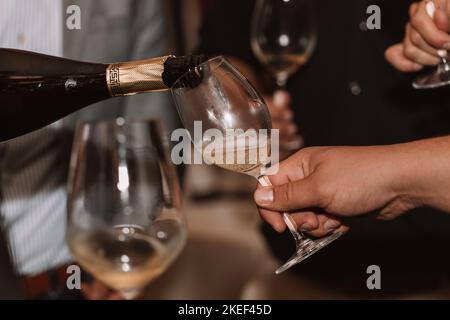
[386,0,450,72]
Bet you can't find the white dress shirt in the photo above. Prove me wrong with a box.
[0,0,63,56]
[0,0,72,275]
[0,0,171,278]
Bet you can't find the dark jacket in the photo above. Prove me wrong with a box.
[199,0,450,293]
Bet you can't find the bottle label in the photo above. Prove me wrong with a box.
[108,65,121,95]
[106,56,172,96]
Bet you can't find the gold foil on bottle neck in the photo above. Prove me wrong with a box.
[106,56,172,97]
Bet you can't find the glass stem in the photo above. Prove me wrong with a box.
[257,176,306,245]
[121,288,142,300]
[439,56,450,74]
[276,74,288,89]
[283,213,305,245]
[437,49,450,80]
[276,79,288,89]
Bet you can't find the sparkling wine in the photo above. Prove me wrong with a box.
[68,219,186,297]
[0,49,206,142]
[252,47,311,83]
[202,132,271,178]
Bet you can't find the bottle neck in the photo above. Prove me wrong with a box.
[106,55,173,97]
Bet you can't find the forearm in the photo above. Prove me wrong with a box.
[392,136,450,214]
[255,136,450,235]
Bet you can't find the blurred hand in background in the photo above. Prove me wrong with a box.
[386,0,450,71]
[82,280,124,301]
[264,91,303,159]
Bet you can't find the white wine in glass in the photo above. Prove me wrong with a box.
[201,131,272,178]
[254,53,312,87]
[68,220,185,299]
[251,0,317,88]
[67,119,186,299]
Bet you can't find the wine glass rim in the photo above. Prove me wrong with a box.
[170,55,228,89]
[74,117,161,129]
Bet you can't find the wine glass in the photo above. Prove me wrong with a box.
[171,56,343,274]
[251,0,317,150]
[413,0,450,89]
[251,0,317,88]
[66,119,186,300]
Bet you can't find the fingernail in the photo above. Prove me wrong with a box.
[274,91,287,108]
[255,188,274,204]
[426,1,435,18]
[274,222,286,233]
[324,220,341,232]
[413,63,424,71]
[300,223,314,232]
[437,49,448,57]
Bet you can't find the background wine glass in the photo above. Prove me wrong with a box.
[251,0,317,150]
[171,56,343,274]
[67,119,186,300]
[413,0,450,89]
[251,0,317,88]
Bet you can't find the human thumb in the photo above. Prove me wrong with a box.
[254,177,320,212]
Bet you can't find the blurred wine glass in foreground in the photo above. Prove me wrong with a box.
[67,119,186,299]
[171,56,342,274]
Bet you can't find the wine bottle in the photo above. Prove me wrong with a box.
[0,49,206,142]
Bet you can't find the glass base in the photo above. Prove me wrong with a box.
[121,289,141,300]
[275,232,344,275]
[413,67,450,89]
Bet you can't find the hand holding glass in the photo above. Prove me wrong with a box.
[413,0,450,89]
[171,57,342,274]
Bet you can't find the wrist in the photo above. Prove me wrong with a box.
[384,142,425,210]
[388,138,450,211]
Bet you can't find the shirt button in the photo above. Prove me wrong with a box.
[349,82,362,96]
[359,21,368,31]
